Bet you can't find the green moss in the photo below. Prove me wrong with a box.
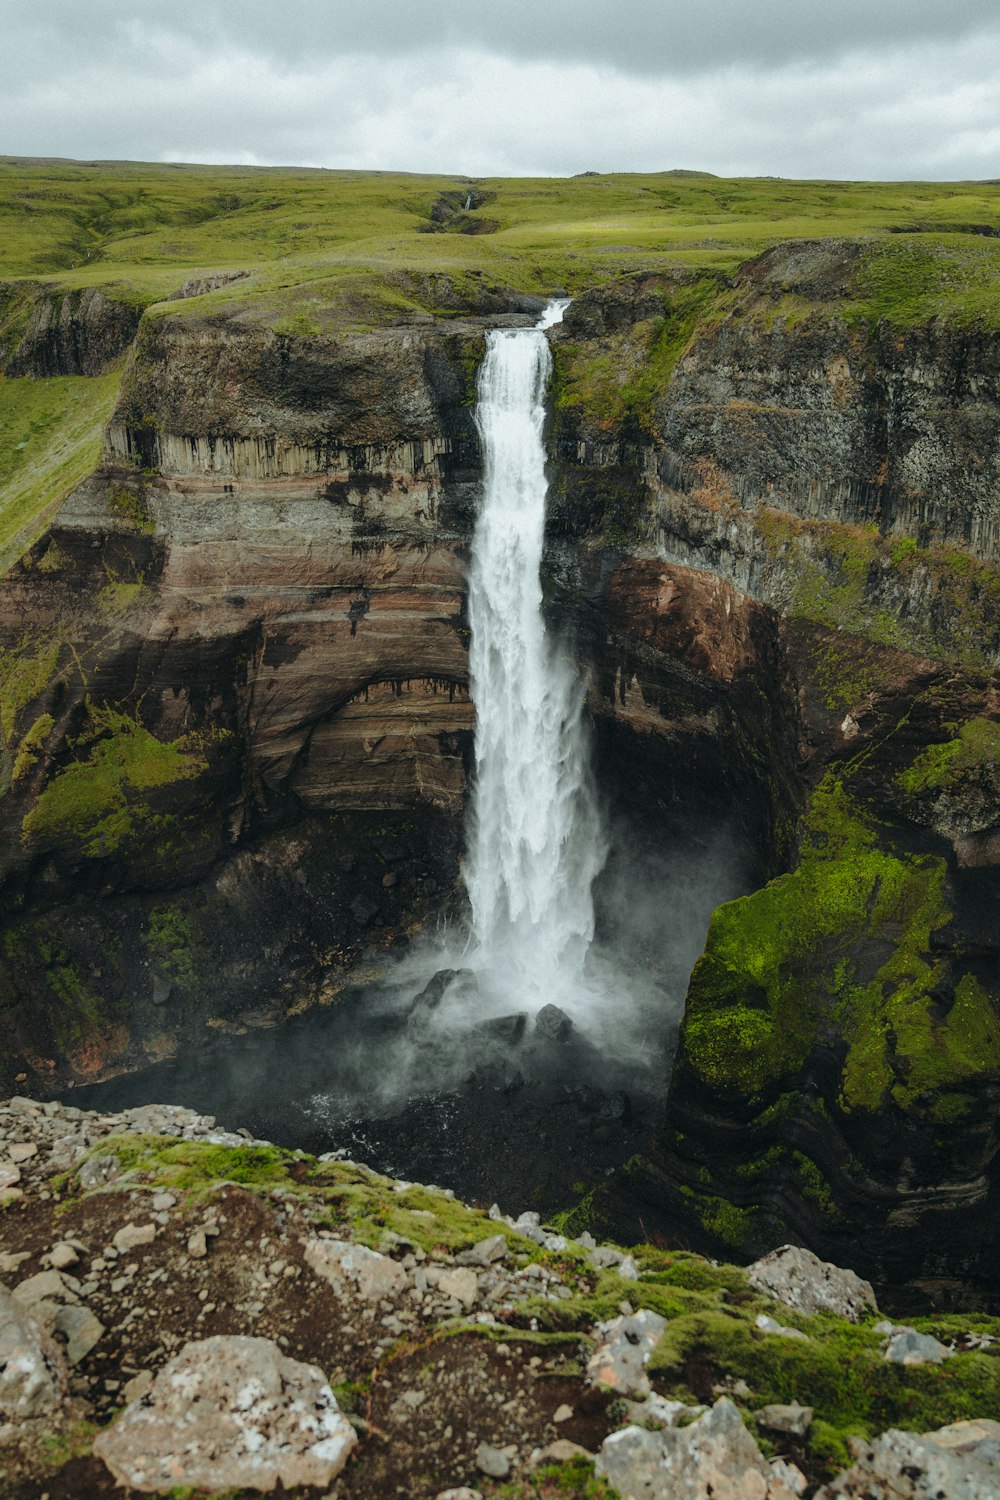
[35,539,70,574]
[792,1152,837,1216]
[731,1145,784,1182]
[789,525,879,632]
[458,332,487,406]
[21,700,210,856]
[898,717,1000,795]
[11,711,55,781]
[682,1004,790,1099]
[338,1176,536,1258]
[488,1456,618,1498]
[0,634,60,745]
[679,774,986,1117]
[96,579,152,613]
[146,903,202,991]
[679,1188,760,1251]
[891,536,919,565]
[106,483,154,533]
[805,634,878,712]
[647,1306,1000,1478]
[74,1136,297,1199]
[40,1419,100,1468]
[272,310,321,337]
[929,1091,974,1124]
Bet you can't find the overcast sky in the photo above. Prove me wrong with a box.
[3,0,1000,179]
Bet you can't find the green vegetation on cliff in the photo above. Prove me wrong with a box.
[679,775,1000,1117]
[750,509,1000,669]
[0,371,121,570]
[21,701,214,857]
[553,276,720,435]
[898,717,1000,794]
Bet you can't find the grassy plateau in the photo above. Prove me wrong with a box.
[3,156,1000,565]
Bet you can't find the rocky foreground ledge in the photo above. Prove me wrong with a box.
[1,1098,999,1498]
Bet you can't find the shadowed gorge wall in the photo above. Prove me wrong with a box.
[3,234,1000,1300]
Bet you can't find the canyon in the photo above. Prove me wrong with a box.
[2,164,1000,1336]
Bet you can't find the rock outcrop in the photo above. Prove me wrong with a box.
[92,1335,357,1491]
[3,1094,999,1498]
[0,309,492,1091]
[596,1397,800,1500]
[547,259,1000,1302]
[1,283,143,377]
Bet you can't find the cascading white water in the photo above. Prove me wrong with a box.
[463,300,607,1013]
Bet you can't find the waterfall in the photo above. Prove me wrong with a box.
[463,301,607,1014]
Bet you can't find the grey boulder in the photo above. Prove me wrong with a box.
[596,1396,800,1499]
[816,1422,1000,1499]
[587,1309,668,1398]
[747,1245,877,1323]
[879,1325,952,1365]
[0,1287,71,1425]
[92,1335,356,1492]
[305,1237,408,1300]
[12,1268,104,1365]
[535,1004,574,1041]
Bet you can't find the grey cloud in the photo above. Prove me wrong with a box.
[6,0,1000,80]
[3,5,1000,180]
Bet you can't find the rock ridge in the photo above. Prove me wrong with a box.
[3,1093,1000,1498]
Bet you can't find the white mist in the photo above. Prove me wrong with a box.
[462,301,607,1015]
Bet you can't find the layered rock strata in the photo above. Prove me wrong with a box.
[0,312,493,1090]
[548,252,1000,1299]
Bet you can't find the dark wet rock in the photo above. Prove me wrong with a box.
[476,1013,528,1045]
[349,894,380,926]
[409,968,473,1015]
[150,973,172,1006]
[535,1004,574,1041]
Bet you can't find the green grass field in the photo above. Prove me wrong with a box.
[2,155,1000,571]
[4,155,1000,316]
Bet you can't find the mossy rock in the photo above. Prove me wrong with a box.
[676,774,1000,1118]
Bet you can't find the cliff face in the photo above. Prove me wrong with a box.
[5,247,1000,1297]
[663,242,1000,557]
[0,310,494,1092]
[549,252,1000,1299]
[1,283,143,377]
